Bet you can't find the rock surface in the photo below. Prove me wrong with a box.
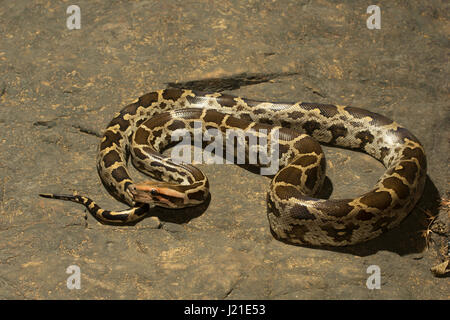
[0,1,448,299]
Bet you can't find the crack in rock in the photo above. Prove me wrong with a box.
[166,72,299,92]
[0,83,6,97]
[72,124,102,137]
[33,120,57,128]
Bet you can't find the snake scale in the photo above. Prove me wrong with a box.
[40,88,427,246]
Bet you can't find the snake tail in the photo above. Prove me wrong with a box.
[38,193,148,223]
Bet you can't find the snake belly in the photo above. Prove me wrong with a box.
[41,89,427,246]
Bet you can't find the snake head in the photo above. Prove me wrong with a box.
[128,181,188,208]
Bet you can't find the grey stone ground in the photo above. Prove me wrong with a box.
[0,1,448,299]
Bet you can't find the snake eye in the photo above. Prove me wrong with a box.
[150,189,158,196]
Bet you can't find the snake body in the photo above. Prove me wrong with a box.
[40,89,427,246]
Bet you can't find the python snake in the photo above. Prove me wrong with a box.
[40,89,427,246]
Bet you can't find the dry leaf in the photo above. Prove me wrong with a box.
[430,260,449,277]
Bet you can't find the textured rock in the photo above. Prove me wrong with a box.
[0,0,448,299]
